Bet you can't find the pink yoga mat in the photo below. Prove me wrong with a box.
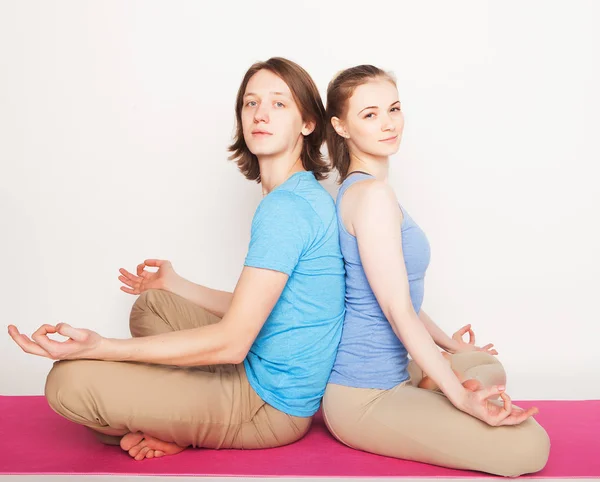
[0,396,598,478]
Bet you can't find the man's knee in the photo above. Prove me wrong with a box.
[45,360,97,425]
[131,289,162,314]
[129,289,164,336]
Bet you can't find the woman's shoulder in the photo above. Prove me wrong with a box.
[337,179,402,237]
[343,178,398,208]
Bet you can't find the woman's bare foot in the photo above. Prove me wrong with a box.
[120,432,188,461]
[462,378,483,391]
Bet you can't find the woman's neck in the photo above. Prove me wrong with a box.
[259,155,305,196]
[347,152,390,182]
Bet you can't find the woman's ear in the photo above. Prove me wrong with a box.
[301,120,316,136]
[331,117,349,139]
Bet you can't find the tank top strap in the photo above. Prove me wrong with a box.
[338,171,375,199]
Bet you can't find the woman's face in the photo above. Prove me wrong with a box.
[241,69,314,159]
[334,78,404,159]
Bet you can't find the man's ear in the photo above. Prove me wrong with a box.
[301,120,316,136]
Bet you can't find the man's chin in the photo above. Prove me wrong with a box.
[248,147,280,158]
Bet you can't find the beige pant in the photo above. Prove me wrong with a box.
[323,352,550,477]
[45,289,311,449]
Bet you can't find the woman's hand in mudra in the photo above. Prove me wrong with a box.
[457,383,539,427]
[452,324,498,356]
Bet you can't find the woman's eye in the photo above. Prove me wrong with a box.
[391,106,401,112]
[246,100,257,107]
[275,102,285,108]
[364,113,375,119]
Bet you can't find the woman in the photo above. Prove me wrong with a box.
[322,65,550,477]
[8,57,345,461]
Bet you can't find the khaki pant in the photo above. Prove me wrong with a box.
[322,352,550,477]
[45,289,311,449]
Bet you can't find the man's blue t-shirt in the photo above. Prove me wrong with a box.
[243,171,345,417]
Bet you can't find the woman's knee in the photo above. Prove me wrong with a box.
[452,352,507,387]
[498,422,551,477]
[452,351,501,369]
[519,422,551,475]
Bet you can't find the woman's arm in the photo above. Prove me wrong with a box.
[419,310,498,355]
[418,310,461,353]
[9,266,288,366]
[348,182,537,426]
[349,181,466,405]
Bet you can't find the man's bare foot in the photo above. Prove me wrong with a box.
[120,432,188,461]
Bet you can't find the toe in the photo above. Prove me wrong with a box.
[120,432,144,451]
[141,433,187,454]
[128,440,147,458]
[135,446,151,461]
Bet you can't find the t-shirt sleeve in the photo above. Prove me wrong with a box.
[244,191,318,276]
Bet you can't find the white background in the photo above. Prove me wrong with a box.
[1,0,598,399]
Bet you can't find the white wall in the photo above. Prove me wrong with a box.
[1,0,598,399]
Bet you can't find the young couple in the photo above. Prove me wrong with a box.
[8,58,550,477]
